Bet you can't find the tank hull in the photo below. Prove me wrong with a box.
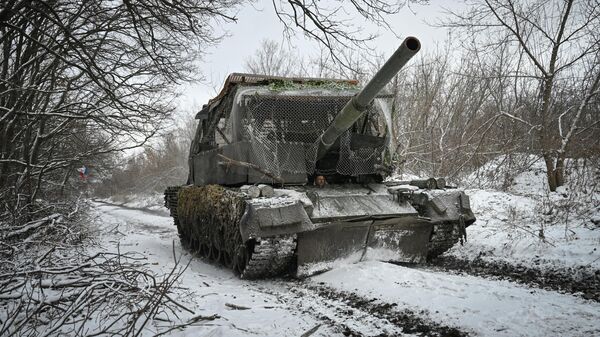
[164,183,474,278]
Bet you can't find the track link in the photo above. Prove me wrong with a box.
[427,222,464,260]
[241,235,297,279]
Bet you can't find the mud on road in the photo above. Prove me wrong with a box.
[428,255,600,302]
[259,280,470,337]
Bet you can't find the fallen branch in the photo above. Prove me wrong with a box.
[2,214,61,240]
[0,244,195,337]
[152,314,221,337]
[301,324,322,337]
[225,302,251,310]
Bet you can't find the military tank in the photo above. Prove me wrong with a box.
[165,37,475,278]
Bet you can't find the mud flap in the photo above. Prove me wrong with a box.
[363,217,433,263]
[296,218,433,277]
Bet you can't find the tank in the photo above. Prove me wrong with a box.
[164,37,476,278]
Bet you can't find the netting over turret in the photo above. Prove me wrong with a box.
[223,85,390,181]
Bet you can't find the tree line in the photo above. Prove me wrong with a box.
[1,0,419,221]
[2,0,598,219]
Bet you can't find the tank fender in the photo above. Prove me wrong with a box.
[414,190,475,224]
[460,191,471,210]
[273,189,315,216]
[240,199,315,241]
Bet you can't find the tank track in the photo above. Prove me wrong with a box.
[241,236,296,279]
[164,186,181,220]
[427,222,465,260]
[164,185,297,279]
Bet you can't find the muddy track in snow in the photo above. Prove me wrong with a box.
[426,256,600,302]
[259,280,469,337]
[92,199,168,216]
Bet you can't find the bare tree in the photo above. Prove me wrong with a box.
[0,0,245,221]
[1,1,432,221]
[95,114,198,197]
[390,45,499,179]
[441,0,600,191]
[271,0,428,70]
[0,209,195,336]
[0,1,442,334]
[244,38,383,80]
[245,39,298,76]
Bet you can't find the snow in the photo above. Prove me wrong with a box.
[297,251,365,278]
[273,188,313,209]
[85,191,600,336]
[386,172,421,182]
[447,188,600,270]
[312,261,600,337]
[106,193,166,212]
[447,155,600,271]
[384,154,600,272]
[464,154,543,191]
[92,202,337,337]
[246,194,299,208]
[88,153,600,336]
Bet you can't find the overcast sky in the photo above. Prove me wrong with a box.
[177,1,461,114]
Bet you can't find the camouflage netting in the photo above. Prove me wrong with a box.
[177,185,246,268]
[225,86,390,178]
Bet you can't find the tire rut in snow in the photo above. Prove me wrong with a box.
[428,256,600,302]
[260,280,468,337]
[258,282,402,336]
[306,283,468,337]
[92,199,168,216]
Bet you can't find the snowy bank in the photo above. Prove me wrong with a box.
[448,155,600,271]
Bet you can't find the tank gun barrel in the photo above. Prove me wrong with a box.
[316,37,421,159]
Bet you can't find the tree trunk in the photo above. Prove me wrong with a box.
[555,155,565,188]
[59,166,71,197]
[543,153,566,192]
[543,154,558,192]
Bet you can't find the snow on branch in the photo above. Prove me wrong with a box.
[0,206,200,337]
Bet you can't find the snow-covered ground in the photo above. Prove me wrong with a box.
[105,193,166,212]
[92,191,600,336]
[447,156,600,271]
[315,262,600,337]
[92,202,335,337]
[84,155,600,336]
[449,189,600,270]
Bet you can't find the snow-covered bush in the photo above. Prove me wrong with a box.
[0,201,190,336]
